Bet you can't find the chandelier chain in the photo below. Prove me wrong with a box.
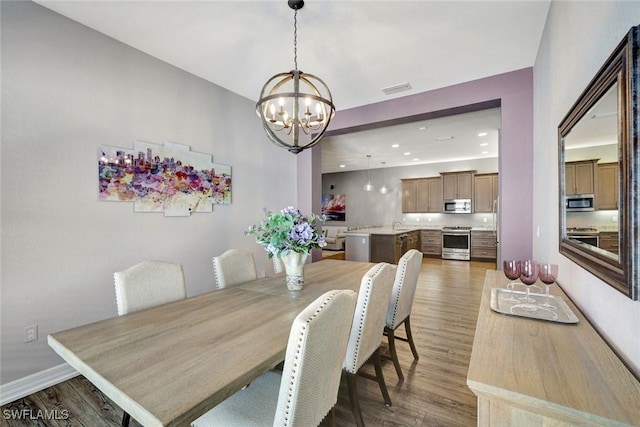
[293,8,298,71]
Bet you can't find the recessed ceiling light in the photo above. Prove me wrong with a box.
[478,132,488,137]
[339,164,346,168]
[413,158,420,161]
[481,151,489,155]
[391,144,400,148]
[403,152,411,156]
[480,142,489,147]
[435,136,454,141]
[417,126,427,131]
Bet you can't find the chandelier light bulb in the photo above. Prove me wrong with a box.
[363,155,375,192]
[379,161,389,193]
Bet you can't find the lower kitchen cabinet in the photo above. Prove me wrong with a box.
[420,229,442,257]
[370,230,420,264]
[598,231,619,254]
[471,230,497,260]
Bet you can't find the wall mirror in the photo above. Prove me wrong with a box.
[558,26,639,300]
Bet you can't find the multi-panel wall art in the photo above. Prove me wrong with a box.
[98,140,231,216]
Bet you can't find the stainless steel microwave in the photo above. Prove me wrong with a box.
[565,194,595,212]
[443,199,471,214]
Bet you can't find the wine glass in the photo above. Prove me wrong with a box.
[502,260,521,302]
[519,260,539,310]
[539,263,559,309]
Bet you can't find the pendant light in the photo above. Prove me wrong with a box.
[363,155,375,191]
[255,0,335,154]
[379,161,389,194]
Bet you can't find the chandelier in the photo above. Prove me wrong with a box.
[256,0,335,154]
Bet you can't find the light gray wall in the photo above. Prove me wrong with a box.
[322,157,499,229]
[533,0,640,376]
[1,1,296,384]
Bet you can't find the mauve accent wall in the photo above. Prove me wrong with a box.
[303,69,535,265]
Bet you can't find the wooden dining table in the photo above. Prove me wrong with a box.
[48,259,374,427]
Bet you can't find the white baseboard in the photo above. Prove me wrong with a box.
[0,363,79,406]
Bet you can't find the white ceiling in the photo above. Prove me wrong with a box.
[36,0,550,172]
[322,107,502,173]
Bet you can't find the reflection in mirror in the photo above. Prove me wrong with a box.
[563,83,619,259]
[558,25,638,300]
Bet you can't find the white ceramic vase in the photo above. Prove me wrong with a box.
[280,251,308,291]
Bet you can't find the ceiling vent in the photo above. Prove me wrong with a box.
[382,82,412,95]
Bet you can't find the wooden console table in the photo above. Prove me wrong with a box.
[467,270,640,426]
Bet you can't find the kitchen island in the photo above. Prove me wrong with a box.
[467,270,640,426]
[345,225,497,263]
[345,227,425,263]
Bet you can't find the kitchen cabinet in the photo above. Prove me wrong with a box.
[474,173,498,213]
[420,229,442,257]
[565,160,596,195]
[442,171,474,200]
[471,230,497,260]
[596,162,618,210]
[370,230,420,264]
[599,231,619,254]
[402,177,442,213]
[406,229,420,251]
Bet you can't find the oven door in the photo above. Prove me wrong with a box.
[442,232,471,260]
[442,233,470,250]
[569,234,599,247]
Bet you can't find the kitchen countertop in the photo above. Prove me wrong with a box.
[344,226,496,235]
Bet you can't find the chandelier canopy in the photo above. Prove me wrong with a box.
[256,0,335,154]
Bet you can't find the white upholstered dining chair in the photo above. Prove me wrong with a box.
[272,256,283,274]
[113,260,187,316]
[113,260,187,426]
[384,249,422,381]
[191,289,357,427]
[343,262,396,427]
[212,249,257,289]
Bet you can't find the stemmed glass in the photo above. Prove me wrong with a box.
[502,260,521,303]
[519,260,539,311]
[539,263,559,309]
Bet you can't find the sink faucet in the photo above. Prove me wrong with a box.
[392,220,402,229]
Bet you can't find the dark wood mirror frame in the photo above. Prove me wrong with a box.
[558,26,639,300]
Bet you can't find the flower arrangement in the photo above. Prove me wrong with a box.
[246,207,326,257]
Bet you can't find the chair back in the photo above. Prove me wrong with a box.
[272,256,283,274]
[344,263,396,374]
[274,289,357,426]
[387,249,423,329]
[114,260,186,315]
[212,249,257,288]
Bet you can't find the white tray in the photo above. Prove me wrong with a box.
[490,288,579,324]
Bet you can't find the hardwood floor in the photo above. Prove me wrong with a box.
[0,258,493,427]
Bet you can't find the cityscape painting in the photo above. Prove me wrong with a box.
[98,140,231,216]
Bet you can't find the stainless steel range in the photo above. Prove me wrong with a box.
[566,227,599,247]
[442,226,472,260]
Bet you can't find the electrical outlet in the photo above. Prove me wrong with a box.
[25,325,38,343]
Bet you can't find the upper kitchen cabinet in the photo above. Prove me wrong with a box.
[565,160,596,195]
[596,162,618,210]
[402,177,442,213]
[442,171,475,200]
[474,173,498,213]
